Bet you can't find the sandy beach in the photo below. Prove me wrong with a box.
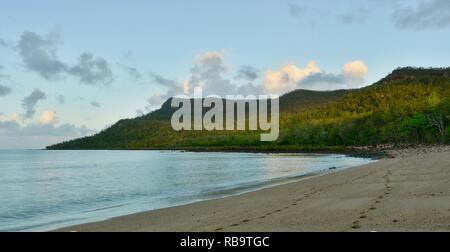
[56,146,450,232]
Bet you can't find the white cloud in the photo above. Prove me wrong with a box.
[342,60,368,88]
[145,50,237,109]
[142,51,369,112]
[263,60,368,92]
[342,60,368,79]
[39,111,58,125]
[10,113,18,121]
[193,50,228,70]
[263,61,321,94]
[182,80,190,95]
[0,117,96,149]
[187,50,236,95]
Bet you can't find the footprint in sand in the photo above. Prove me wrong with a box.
[351,170,393,230]
[351,221,361,229]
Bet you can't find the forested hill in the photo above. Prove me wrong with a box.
[47,67,450,150]
[137,88,349,121]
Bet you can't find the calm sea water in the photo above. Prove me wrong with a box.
[0,150,374,231]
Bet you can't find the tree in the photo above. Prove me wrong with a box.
[400,113,428,143]
[446,126,450,143]
[427,112,446,143]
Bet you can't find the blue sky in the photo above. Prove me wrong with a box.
[1,0,450,148]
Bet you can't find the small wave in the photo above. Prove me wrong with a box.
[1,216,87,232]
[83,204,127,213]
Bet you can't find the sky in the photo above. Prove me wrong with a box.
[1,0,450,149]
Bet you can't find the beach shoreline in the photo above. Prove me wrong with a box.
[45,145,387,159]
[54,146,450,232]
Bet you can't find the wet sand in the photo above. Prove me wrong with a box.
[56,146,450,232]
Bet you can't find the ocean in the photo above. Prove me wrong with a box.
[0,150,374,231]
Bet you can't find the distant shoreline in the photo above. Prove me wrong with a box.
[46,144,449,159]
[45,145,394,159]
[54,145,450,232]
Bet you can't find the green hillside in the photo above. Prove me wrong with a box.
[47,67,450,150]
